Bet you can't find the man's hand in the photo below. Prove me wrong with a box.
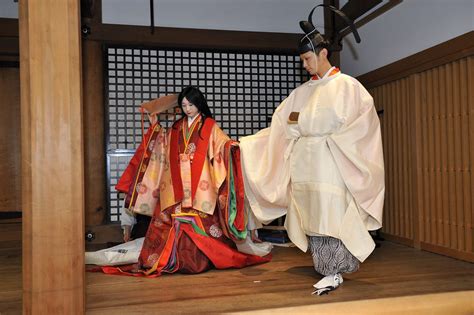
[288,112,300,124]
[123,225,132,243]
[250,229,263,243]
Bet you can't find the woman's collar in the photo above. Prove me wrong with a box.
[187,113,201,127]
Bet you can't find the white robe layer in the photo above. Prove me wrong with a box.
[240,70,384,262]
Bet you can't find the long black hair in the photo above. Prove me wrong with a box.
[178,86,213,120]
[174,86,213,138]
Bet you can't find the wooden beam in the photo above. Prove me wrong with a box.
[86,24,301,54]
[82,40,107,226]
[0,37,19,57]
[81,1,108,228]
[0,18,20,61]
[339,0,403,38]
[323,0,340,66]
[81,0,301,54]
[0,18,18,38]
[323,0,339,37]
[358,31,474,89]
[421,242,474,263]
[3,14,301,58]
[81,0,102,37]
[336,0,382,32]
[19,0,85,313]
[379,232,414,247]
[0,18,20,63]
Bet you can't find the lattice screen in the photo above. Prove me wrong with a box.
[105,46,308,222]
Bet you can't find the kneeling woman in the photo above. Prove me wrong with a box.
[106,86,270,276]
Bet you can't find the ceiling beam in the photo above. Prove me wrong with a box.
[323,0,340,66]
[340,0,403,38]
[336,0,382,32]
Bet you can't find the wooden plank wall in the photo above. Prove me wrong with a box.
[360,31,474,262]
[371,77,415,246]
[0,67,20,212]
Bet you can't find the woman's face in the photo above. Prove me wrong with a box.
[181,97,199,119]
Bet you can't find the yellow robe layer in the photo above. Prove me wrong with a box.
[132,119,229,216]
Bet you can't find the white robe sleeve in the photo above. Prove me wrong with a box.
[85,237,144,266]
[120,199,136,228]
[327,104,385,229]
[239,96,295,225]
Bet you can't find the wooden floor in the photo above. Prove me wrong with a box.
[0,223,473,314]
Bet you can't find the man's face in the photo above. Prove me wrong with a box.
[300,51,319,76]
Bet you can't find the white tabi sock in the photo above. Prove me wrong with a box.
[312,273,343,296]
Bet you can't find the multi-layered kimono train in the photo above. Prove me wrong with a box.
[240,68,384,264]
[106,115,270,276]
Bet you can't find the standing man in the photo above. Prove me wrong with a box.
[240,5,384,295]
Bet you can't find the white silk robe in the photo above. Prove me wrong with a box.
[240,70,384,262]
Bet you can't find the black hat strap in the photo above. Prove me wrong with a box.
[308,4,361,45]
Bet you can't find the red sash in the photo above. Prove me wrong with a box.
[169,117,215,203]
[115,123,162,209]
[115,123,159,193]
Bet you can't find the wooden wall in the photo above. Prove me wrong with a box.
[371,77,415,245]
[360,31,474,262]
[0,67,20,212]
[0,17,21,214]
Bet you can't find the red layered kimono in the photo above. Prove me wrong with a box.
[104,115,270,276]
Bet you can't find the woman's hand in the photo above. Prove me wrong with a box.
[147,113,157,125]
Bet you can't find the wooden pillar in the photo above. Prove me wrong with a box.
[83,39,106,226]
[19,0,85,313]
[323,0,340,67]
[82,0,106,226]
[0,67,21,213]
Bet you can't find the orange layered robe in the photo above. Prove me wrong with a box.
[106,115,270,276]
